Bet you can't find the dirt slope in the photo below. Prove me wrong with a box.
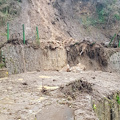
[1,0,120,45]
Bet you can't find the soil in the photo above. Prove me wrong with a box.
[0,71,120,120]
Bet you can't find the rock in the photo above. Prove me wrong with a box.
[60,64,71,72]
[60,63,86,73]
[70,63,86,73]
[35,104,74,120]
[77,63,86,70]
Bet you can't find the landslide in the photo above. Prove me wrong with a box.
[1,0,120,46]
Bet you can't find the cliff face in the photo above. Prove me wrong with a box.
[0,0,120,44]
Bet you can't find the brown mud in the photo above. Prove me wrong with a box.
[0,71,120,120]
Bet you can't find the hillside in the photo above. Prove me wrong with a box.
[0,0,120,45]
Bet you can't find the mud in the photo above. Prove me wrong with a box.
[36,104,74,120]
[0,71,120,120]
[66,41,108,70]
[60,79,93,99]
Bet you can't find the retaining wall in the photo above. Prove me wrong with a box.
[1,44,67,74]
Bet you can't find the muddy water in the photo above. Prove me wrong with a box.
[0,71,120,120]
[36,104,74,120]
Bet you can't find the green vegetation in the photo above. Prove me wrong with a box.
[0,0,21,26]
[0,50,5,68]
[82,0,120,28]
[116,94,120,105]
[0,63,5,68]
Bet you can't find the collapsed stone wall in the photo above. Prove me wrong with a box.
[66,41,120,72]
[1,40,120,74]
[66,41,108,71]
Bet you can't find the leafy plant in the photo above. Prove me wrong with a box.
[114,14,120,20]
[116,94,120,105]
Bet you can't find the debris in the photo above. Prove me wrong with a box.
[22,82,28,85]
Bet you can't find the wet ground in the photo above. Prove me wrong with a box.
[0,71,120,120]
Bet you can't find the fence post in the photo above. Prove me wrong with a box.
[7,23,9,41]
[22,24,25,44]
[36,26,40,43]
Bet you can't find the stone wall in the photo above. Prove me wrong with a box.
[94,93,120,120]
[108,51,120,72]
[1,44,67,74]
